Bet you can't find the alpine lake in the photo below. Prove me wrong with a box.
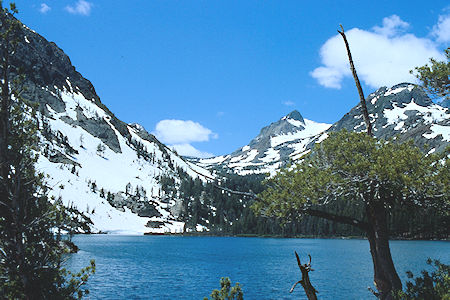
[67,235,449,299]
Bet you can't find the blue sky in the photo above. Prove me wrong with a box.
[12,0,450,157]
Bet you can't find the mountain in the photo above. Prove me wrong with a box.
[318,83,449,152]
[194,110,331,175]
[197,83,449,175]
[7,17,213,234]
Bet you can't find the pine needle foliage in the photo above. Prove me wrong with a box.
[254,130,449,220]
[0,2,94,299]
[410,47,450,101]
[204,277,244,300]
[394,259,450,300]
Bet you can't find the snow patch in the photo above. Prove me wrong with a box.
[384,100,448,126]
[270,119,331,148]
[423,124,450,141]
[384,85,414,96]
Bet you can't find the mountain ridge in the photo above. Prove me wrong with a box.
[5,15,214,234]
[195,83,449,175]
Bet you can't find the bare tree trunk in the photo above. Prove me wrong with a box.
[290,252,318,300]
[338,25,373,137]
[366,202,402,300]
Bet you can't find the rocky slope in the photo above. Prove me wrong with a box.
[7,18,213,234]
[197,83,449,175]
[194,110,331,175]
[317,83,449,152]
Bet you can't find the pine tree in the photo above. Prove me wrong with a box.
[0,2,94,298]
[204,277,243,300]
[255,130,448,299]
[410,47,449,101]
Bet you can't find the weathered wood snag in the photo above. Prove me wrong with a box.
[290,251,318,300]
[337,24,373,137]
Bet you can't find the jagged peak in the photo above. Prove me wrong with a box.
[282,110,305,123]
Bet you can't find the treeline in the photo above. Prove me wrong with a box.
[161,170,448,239]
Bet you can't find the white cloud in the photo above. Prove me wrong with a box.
[432,14,450,44]
[65,0,93,16]
[283,100,295,107]
[311,15,445,89]
[152,120,217,158]
[39,3,51,14]
[153,119,217,144]
[373,15,409,37]
[170,144,213,158]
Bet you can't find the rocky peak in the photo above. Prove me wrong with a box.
[283,110,305,123]
[249,110,307,148]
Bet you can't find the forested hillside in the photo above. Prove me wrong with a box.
[162,170,448,238]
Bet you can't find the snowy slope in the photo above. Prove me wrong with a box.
[11,20,213,234]
[319,83,450,153]
[195,110,331,175]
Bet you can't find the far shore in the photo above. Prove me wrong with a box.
[73,232,449,241]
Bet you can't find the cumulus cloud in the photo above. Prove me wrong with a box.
[153,119,217,144]
[170,144,213,158]
[311,15,445,89]
[432,14,450,44]
[65,0,93,16]
[373,15,409,37]
[39,3,51,14]
[153,119,217,158]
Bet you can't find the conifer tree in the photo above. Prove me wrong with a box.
[0,2,94,298]
[411,47,449,101]
[254,131,448,299]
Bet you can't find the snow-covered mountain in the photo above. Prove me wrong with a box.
[194,110,331,175]
[197,83,449,175]
[7,13,449,233]
[10,19,213,234]
[319,83,449,153]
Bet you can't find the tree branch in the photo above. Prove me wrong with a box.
[212,184,258,199]
[303,207,368,231]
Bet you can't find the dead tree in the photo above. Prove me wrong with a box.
[337,25,373,137]
[290,252,318,300]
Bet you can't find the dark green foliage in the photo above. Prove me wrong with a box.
[168,168,272,234]
[394,259,450,300]
[0,2,94,298]
[162,153,448,237]
[255,130,448,221]
[411,47,449,101]
[204,277,244,300]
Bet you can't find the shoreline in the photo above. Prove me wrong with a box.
[75,232,449,241]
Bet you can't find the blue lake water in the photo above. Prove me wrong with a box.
[68,236,449,299]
